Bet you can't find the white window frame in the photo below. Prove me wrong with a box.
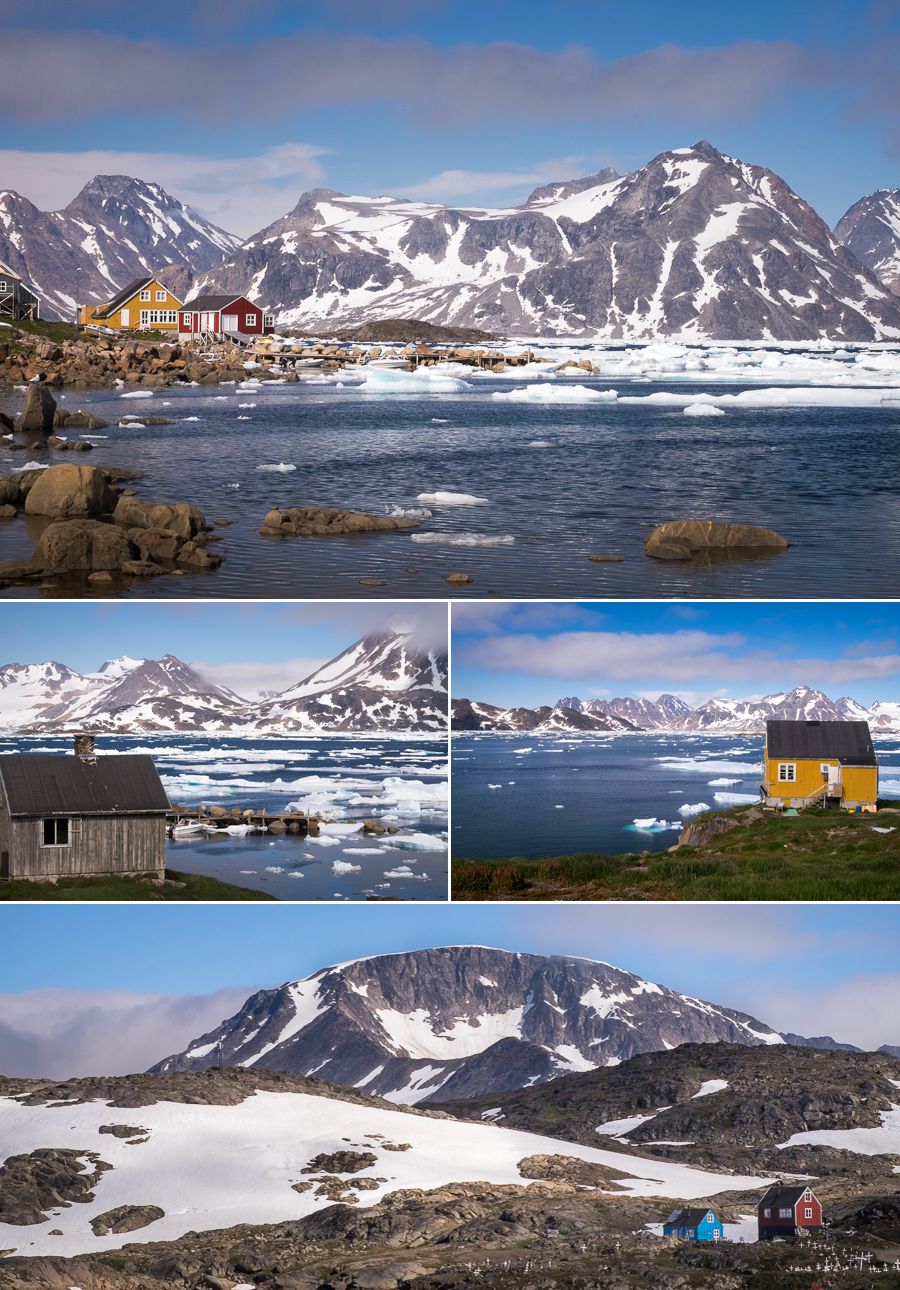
[140,289,151,301]
[779,1207,792,1218]
[155,289,167,301]
[778,763,796,783]
[245,312,256,327]
[804,1207,813,1219]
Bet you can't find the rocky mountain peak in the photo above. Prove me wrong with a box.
[152,944,798,1105]
[526,166,620,205]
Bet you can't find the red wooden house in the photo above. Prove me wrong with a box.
[758,1185,822,1240]
[178,294,275,342]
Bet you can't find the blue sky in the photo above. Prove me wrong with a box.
[451,601,900,708]
[0,602,445,698]
[0,903,897,1074]
[1,1,896,234]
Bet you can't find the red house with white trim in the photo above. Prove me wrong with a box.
[178,294,275,342]
[758,1185,823,1240]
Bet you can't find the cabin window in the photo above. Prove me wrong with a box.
[778,763,796,782]
[763,1207,770,1218]
[155,290,167,301]
[804,1207,813,1219]
[140,289,151,301]
[245,312,256,327]
[42,818,70,846]
[0,281,7,291]
[140,310,178,326]
[779,1208,792,1218]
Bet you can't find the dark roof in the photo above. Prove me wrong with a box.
[94,277,155,319]
[765,719,876,766]
[180,295,246,312]
[664,1207,718,1228]
[0,754,170,816]
[759,1185,814,1210]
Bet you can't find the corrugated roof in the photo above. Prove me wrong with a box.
[0,754,170,816]
[665,1207,717,1228]
[180,295,244,312]
[759,1185,813,1210]
[94,277,154,319]
[765,719,876,766]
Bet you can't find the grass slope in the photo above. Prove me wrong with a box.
[452,804,900,901]
[0,867,273,902]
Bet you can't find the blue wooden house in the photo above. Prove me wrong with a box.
[663,1207,724,1242]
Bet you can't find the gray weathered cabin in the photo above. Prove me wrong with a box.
[0,735,169,881]
[0,258,40,321]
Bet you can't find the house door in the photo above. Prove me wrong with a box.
[827,764,842,793]
[222,313,238,332]
[120,308,129,326]
[0,850,8,880]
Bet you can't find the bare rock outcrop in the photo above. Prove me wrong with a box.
[260,505,420,538]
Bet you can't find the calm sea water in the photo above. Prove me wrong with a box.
[451,732,900,860]
[2,373,899,598]
[1,734,448,900]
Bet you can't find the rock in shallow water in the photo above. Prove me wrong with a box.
[260,506,420,537]
[24,464,117,519]
[645,519,790,561]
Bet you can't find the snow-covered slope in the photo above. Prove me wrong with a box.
[461,685,900,735]
[1,633,447,735]
[153,946,789,1104]
[193,141,900,340]
[835,188,900,296]
[0,1081,773,1260]
[0,175,240,320]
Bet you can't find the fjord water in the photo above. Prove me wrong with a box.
[1,734,448,899]
[2,369,899,598]
[451,732,900,860]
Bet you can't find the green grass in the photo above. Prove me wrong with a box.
[452,804,900,902]
[0,867,274,902]
[3,317,81,344]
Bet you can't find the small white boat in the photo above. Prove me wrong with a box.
[203,823,259,837]
[294,357,325,368]
[171,820,206,838]
[366,358,412,369]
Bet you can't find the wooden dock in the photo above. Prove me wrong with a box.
[166,805,319,837]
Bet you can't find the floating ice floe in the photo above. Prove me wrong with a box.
[619,386,900,410]
[492,383,618,404]
[11,461,48,472]
[713,791,759,805]
[388,505,433,519]
[411,532,514,547]
[678,802,711,815]
[683,402,725,417]
[488,783,503,790]
[707,777,741,786]
[183,416,201,422]
[631,817,678,832]
[332,859,361,874]
[256,463,297,472]
[416,490,488,506]
[360,368,469,394]
[119,390,154,399]
[526,439,554,448]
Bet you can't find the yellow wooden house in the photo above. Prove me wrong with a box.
[761,719,878,812]
[78,276,182,332]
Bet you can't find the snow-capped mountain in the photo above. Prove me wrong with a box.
[251,630,447,733]
[835,188,900,296]
[1,632,447,735]
[451,699,633,733]
[192,141,900,340]
[0,175,240,320]
[152,945,799,1105]
[460,685,900,735]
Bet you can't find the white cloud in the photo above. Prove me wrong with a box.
[191,656,327,700]
[397,155,586,201]
[0,987,253,1078]
[0,142,330,237]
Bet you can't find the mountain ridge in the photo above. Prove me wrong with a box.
[150,945,865,1107]
[453,684,900,734]
[0,631,447,734]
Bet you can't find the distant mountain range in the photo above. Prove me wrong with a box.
[453,684,900,735]
[3,144,900,337]
[0,175,239,320]
[0,631,447,735]
[153,945,857,1106]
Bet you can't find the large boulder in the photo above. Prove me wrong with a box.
[677,813,743,849]
[19,383,57,432]
[113,495,207,538]
[32,520,136,573]
[645,519,790,561]
[260,506,420,537]
[24,464,117,519]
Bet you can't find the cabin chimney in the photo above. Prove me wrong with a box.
[74,732,95,757]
